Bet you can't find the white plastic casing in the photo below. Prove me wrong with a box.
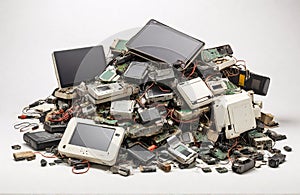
[213,91,257,139]
[58,117,125,166]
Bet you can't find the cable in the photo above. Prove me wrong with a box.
[139,82,155,100]
[72,160,90,174]
[14,122,39,132]
[34,151,57,158]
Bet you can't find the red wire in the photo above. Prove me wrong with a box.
[72,161,90,174]
[158,85,171,93]
[187,62,197,78]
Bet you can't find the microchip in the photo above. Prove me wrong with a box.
[201,167,212,173]
[215,167,228,173]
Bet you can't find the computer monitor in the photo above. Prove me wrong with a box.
[126,19,205,68]
[52,45,106,88]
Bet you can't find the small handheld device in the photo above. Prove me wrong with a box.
[166,135,197,164]
[127,144,155,164]
[58,118,125,166]
[87,82,139,104]
[23,131,63,150]
[177,77,213,109]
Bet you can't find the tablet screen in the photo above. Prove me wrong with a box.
[69,123,115,151]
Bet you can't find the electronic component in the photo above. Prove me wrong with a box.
[127,122,164,139]
[110,165,131,177]
[127,144,155,164]
[81,104,97,116]
[123,61,149,84]
[211,56,237,71]
[201,167,212,173]
[126,19,205,68]
[110,100,135,119]
[201,44,233,62]
[227,69,270,96]
[268,153,286,168]
[40,159,47,167]
[52,45,106,89]
[283,146,292,152]
[157,161,171,172]
[210,148,227,160]
[99,66,117,82]
[110,39,128,56]
[177,77,213,109]
[167,135,197,165]
[259,112,278,126]
[248,130,273,150]
[13,151,36,161]
[138,107,161,124]
[44,121,67,133]
[139,165,156,173]
[180,132,194,144]
[213,91,257,139]
[145,86,173,103]
[23,131,63,150]
[87,82,139,104]
[201,155,217,165]
[206,79,228,95]
[174,107,210,120]
[215,167,228,173]
[265,130,287,141]
[58,118,125,166]
[148,67,175,82]
[232,157,255,174]
[11,145,21,150]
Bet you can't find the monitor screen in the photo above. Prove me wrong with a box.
[126,19,205,66]
[53,45,106,88]
[69,123,115,151]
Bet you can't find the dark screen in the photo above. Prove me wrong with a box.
[53,45,106,88]
[69,123,115,151]
[126,19,205,65]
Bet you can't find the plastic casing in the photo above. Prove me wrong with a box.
[58,117,125,166]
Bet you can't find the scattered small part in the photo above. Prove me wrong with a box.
[13,151,36,161]
[11,145,21,150]
[74,163,88,170]
[110,165,131,177]
[139,165,156,173]
[49,162,56,166]
[201,155,217,165]
[268,148,281,154]
[201,167,212,173]
[54,159,64,164]
[283,146,292,152]
[157,161,171,172]
[232,157,255,174]
[215,167,228,173]
[40,159,47,167]
[266,130,287,141]
[268,153,286,168]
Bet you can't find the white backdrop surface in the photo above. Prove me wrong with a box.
[0,0,300,194]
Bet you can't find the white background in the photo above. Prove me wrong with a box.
[1,0,300,194]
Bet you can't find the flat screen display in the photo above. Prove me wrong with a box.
[53,45,106,88]
[69,123,115,151]
[126,19,205,65]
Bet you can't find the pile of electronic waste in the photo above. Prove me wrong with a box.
[12,19,291,176]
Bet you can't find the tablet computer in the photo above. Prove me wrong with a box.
[58,117,125,166]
